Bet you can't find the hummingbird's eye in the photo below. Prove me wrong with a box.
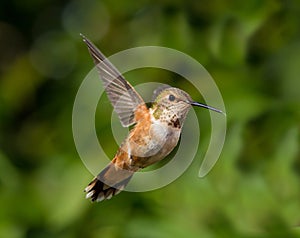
[168,94,175,101]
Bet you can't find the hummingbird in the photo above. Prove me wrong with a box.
[81,34,223,202]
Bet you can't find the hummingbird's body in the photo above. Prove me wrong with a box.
[81,35,223,202]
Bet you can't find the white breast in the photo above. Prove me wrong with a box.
[145,116,181,160]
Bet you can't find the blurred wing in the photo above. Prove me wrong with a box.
[81,34,144,127]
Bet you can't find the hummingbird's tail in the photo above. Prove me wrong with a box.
[84,162,133,202]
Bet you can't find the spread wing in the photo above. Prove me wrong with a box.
[81,34,144,127]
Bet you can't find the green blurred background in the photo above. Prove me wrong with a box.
[1,0,300,237]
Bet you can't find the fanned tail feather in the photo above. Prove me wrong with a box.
[84,163,133,202]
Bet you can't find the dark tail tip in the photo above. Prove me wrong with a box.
[84,176,132,202]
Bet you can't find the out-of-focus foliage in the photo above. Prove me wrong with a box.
[0,0,300,237]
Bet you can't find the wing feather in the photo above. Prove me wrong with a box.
[81,34,145,127]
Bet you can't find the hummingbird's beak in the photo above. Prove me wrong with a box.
[190,101,225,115]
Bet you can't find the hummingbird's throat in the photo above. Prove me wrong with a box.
[167,117,181,128]
[151,106,183,129]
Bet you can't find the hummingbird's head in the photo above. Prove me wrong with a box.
[151,85,223,128]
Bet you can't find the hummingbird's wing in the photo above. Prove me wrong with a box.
[81,34,145,127]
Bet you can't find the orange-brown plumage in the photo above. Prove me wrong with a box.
[81,34,223,202]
